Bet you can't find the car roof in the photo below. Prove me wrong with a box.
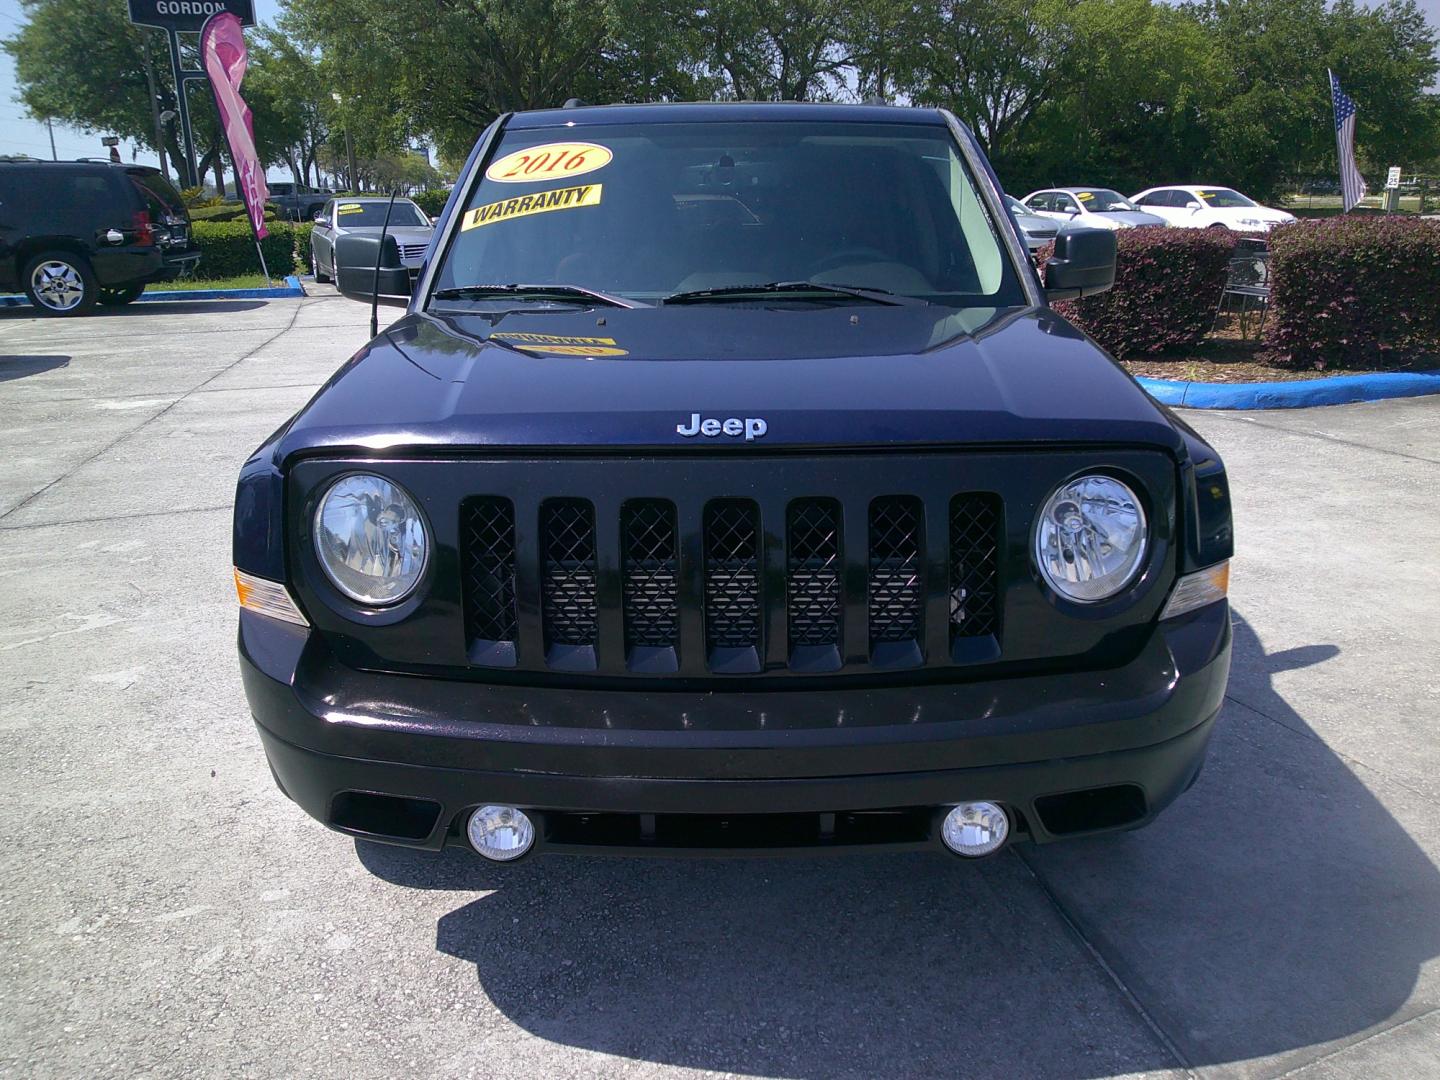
[0,159,161,174]
[505,101,949,129]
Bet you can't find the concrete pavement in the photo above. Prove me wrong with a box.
[1,293,1438,1078]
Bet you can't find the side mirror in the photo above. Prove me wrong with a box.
[1186,202,1202,211]
[335,233,413,304]
[313,214,329,226]
[429,216,439,226]
[1044,227,1117,301]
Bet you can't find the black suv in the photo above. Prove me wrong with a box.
[234,103,1233,863]
[0,160,200,315]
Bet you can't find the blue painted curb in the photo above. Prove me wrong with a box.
[0,275,305,308]
[1137,368,1440,409]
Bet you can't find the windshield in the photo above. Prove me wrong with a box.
[333,201,428,227]
[1075,189,1137,212]
[1193,188,1256,208]
[432,121,1024,307]
[128,170,184,216]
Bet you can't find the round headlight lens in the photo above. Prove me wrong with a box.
[1035,474,1148,602]
[313,473,429,605]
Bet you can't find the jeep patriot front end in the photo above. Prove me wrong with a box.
[234,103,1232,861]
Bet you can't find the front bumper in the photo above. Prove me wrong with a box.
[241,601,1231,856]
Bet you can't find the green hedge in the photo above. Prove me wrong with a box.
[413,188,452,217]
[190,220,311,280]
[1044,228,1236,359]
[1266,217,1440,368]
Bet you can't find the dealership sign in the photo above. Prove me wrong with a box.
[127,0,254,31]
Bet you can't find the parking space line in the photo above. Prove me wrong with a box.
[1198,410,1440,466]
[1012,848,1198,1077]
[0,298,313,525]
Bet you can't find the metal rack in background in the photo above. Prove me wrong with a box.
[1214,237,1271,340]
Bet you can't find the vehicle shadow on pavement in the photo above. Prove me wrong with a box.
[357,612,1440,1078]
[0,355,69,381]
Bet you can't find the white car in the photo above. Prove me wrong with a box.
[1021,188,1166,230]
[1130,186,1296,231]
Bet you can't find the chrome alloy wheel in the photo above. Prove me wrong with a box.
[30,260,85,311]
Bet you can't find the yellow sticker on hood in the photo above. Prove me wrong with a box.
[486,142,612,184]
[492,332,627,356]
[460,184,602,231]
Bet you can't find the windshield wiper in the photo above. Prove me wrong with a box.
[662,281,924,306]
[431,284,643,309]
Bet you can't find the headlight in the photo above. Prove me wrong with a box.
[313,473,429,604]
[1034,475,1148,602]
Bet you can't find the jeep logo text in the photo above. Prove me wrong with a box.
[676,413,768,441]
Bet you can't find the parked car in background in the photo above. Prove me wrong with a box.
[268,182,331,221]
[1004,194,1060,252]
[1022,188,1166,230]
[0,159,199,315]
[1130,186,1296,231]
[308,197,434,283]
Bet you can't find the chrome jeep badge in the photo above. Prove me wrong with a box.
[676,413,768,441]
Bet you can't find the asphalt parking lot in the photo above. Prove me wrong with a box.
[2,292,1438,1079]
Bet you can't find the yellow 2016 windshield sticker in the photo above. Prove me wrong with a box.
[492,332,627,357]
[486,142,612,184]
[336,203,363,214]
[460,184,602,231]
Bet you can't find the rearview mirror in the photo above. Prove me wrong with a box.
[335,233,413,304]
[1044,227,1117,301]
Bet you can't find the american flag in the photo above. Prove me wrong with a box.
[1329,70,1367,212]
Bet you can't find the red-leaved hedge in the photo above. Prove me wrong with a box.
[1266,217,1440,368]
[1044,228,1236,359]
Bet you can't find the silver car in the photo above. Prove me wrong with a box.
[1004,194,1060,252]
[1021,187,1166,231]
[309,197,434,283]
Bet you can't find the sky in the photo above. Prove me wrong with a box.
[3,0,1439,172]
[0,0,283,173]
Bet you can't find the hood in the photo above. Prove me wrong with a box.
[1096,210,1168,227]
[273,304,1184,461]
[340,225,434,243]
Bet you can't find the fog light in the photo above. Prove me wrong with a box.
[941,802,1010,857]
[466,805,535,861]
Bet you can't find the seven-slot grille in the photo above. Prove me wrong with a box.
[397,242,428,261]
[460,493,1002,674]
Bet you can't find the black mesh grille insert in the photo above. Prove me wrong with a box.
[949,494,1001,639]
[540,499,597,648]
[622,500,678,649]
[703,499,761,651]
[868,496,923,644]
[461,497,518,645]
[787,499,841,647]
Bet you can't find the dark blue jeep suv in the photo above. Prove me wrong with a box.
[233,103,1232,862]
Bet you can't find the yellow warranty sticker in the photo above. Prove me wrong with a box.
[486,142,612,184]
[492,332,627,356]
[461,184,603,231]
[336,203,363,214]
[1077,191,1094,201]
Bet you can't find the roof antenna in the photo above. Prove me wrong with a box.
[370,189,399,339]
[562,97,587,109]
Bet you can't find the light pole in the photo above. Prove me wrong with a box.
[332,92,359,193]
